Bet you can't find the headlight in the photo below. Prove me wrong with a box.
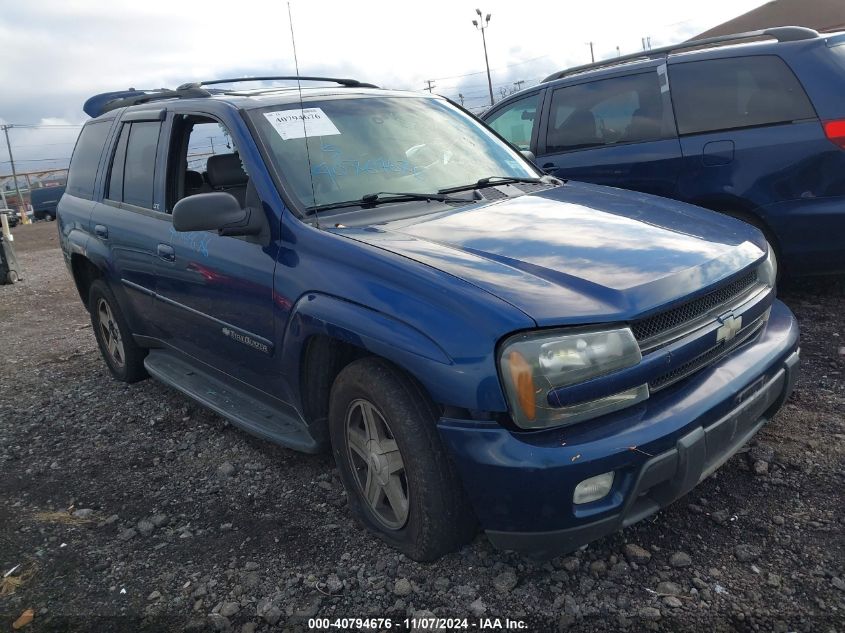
[758,243,777,288]
[499,327,646,429]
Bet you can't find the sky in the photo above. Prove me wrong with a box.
[0,0,766,178]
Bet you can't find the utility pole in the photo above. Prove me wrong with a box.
[208,136,216,155]
[587,42,595,63]
[642,36,652,51]
[458,93,465,106]
[616,45,621,57]
[513,80,525,91]
[424,79,436,93]
[472,9,494,106]
[2,125,28,224]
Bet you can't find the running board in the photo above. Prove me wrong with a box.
[144,350,319,453]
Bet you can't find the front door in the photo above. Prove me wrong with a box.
[537,69,683,199]
[151,111,279,394]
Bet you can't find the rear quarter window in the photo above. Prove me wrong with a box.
[105,120,161,210]
[66,121,111,200]
[669,55,816,135]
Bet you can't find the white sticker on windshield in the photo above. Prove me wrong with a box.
[263,108,340,140]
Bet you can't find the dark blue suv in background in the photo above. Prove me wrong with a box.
[59,77,797,561]
[30,185,65,221]
[483,27,845,276]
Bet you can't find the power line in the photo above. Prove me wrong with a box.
[0,157,71,163]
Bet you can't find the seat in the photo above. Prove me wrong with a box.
[623,107,661,143]
[184,170,211,197]
[548,110,599,151]
[206,153,248,207]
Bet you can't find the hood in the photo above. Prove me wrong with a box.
[333,182,767,326]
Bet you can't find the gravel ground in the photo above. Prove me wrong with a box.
[1,221,843,633]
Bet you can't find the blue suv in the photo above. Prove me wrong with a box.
[59,77,798,560]
[483,27,845,277]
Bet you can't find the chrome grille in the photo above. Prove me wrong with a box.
[632,270,759,347]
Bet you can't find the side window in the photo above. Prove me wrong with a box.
[106,121,161,210]
[546,72,669,153]
[107,124,129,202]
[123,122,161,209]
[669,56,816,135]
[66,121,111,200]
[165,114,247,212]
[486,93,540,150]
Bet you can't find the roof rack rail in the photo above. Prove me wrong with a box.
[541,26,819,83]
[83,76,380,118]
[177,76,379,90]
[83,85,213,118]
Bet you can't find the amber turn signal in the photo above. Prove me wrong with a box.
[507,350,536,421]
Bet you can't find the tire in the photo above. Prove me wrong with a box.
[329,357,477,561]
[6,270,18,284]
[45,213,55,222]
[88,279,148,383]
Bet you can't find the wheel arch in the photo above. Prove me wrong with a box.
[282,293,497,444]
[70,253,103,309]
[689,194,782,254]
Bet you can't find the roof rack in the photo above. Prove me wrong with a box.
[83,76,379,118]
[177,76,379,90]
[541,26,819,83]
[83,86,215,118]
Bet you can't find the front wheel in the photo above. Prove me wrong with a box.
[88,279,147,383]
[329,358,476,561]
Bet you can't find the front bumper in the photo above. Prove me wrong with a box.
[438,300,800,558]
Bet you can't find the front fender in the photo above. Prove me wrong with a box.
[280,292,508,414]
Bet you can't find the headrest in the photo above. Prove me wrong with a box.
[185,170,204,189]
[206,153,247,188]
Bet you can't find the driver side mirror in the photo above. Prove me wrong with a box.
[520,150,536,163]
[172,192,262,236]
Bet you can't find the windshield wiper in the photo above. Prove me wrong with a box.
[438,175,558,194]
[307,191,468,214]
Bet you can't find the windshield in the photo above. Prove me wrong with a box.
[249,96,538,210]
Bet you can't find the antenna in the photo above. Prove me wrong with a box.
[287,1,320,227]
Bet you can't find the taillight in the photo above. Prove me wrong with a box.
[823,119,845,149]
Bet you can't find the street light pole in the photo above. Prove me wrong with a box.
[472,9,494,107]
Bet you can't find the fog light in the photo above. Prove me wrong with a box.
[573,471,615,504]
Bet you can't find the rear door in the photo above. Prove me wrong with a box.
[536,69,682,198]
[668,55,823,261]
[90,111,169,329]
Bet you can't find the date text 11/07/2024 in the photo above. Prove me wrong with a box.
[307,617,529,630]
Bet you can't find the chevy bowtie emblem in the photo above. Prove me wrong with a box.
[716,313,743,343]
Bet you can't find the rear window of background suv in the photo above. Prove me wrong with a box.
[669,55,816,136]
[66,121,111,200]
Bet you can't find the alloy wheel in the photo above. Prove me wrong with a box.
[344,398,410,530]
[97,298,125,368]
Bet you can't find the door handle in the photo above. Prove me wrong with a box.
[157,243,176,262]
[94,224,108,239]
[541,162,557,173]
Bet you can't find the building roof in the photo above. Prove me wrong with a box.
[694,0,845,38]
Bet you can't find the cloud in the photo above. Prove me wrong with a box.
[0,0,765,175]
